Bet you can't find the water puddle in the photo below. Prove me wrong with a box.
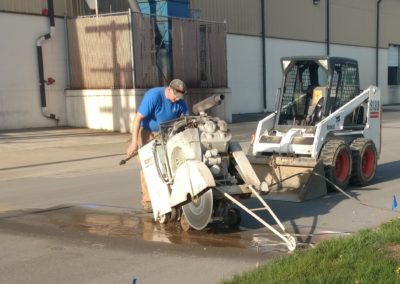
[0,204,332,253]
[46,204,253,248]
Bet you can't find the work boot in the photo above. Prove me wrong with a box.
[140,171,152,213]
[142,201,153,213]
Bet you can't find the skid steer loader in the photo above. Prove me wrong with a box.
[249,56,381,202]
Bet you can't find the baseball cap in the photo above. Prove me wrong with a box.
[169,79,187,100]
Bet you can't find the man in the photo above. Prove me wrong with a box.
[127,79,189,212]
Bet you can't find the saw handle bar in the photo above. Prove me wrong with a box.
[152,144,172,184]
[218,187,297,251]
[120,133,161,166]
[119,151,138,166]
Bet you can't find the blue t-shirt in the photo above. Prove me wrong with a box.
[138,87,189,132]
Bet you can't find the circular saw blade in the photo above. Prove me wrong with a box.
[182,189,213,230]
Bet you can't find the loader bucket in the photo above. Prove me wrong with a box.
[248,156,327,202]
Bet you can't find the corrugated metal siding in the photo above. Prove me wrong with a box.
[0,0,129,17]
[266,0,325,43]
[267,0,400,48]
[191,0,400,49]
[0,0,71,16]
[190,0,261,36]
[380,0,400,48]
[5,0,400,49]
[330,0,375,47]
[0,0,44,14]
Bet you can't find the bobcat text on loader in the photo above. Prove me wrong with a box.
[138,94,296,251]
[249,56,381,202]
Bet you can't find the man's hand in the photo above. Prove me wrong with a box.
[127,142,138,157]
[127,112,144,157]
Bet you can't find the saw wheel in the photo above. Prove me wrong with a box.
[181,189,213,230]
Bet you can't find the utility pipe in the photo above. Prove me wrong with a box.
[376,0,383,86]
[36,0,58,121]
[261,0,267,111]
[326,0,330,56]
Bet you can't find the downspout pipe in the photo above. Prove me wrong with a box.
[326,0,330,56]
[36,0,59,121]
[376,0,382,86]
[261,0,267,111]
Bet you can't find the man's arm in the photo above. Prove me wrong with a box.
[181,100,189,116]
[127,112,144,157]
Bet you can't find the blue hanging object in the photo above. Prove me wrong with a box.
[392,194,398,210]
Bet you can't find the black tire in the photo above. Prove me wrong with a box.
[350,138,377,186]
[320,140,353,192]
[226,208,241,228]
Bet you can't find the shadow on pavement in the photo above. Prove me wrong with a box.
[0,153,125,171]
[374,160,400,184]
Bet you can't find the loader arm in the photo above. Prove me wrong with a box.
[252,112,277,155]
[312,86,381,158]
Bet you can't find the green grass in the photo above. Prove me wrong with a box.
[223,218,400,284]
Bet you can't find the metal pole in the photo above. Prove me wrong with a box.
[220,190,296,251]
[128,9,136,88]
[64,15,71,89]
[261,0,267,111]
[376,0,383,86]
[326,0,330,56]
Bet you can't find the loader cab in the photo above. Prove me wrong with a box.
[326,58,360,116]
[277,57,361,128]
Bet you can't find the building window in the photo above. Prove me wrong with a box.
[388,45,400,85]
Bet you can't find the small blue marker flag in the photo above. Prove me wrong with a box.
[392,194,398,211]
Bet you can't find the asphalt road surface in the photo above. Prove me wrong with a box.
[1,106,400,284]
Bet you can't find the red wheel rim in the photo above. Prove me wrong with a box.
[335,149,350,183]
[362,146,375,178]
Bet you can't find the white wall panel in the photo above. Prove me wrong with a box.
[227,34,263,114]
[66,89,144,132]
[0,12,67,130]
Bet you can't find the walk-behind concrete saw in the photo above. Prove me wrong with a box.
[137,94,296,251]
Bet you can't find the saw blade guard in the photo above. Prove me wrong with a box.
[170,160,215,208]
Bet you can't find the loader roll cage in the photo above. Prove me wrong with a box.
[277,57,364,131]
